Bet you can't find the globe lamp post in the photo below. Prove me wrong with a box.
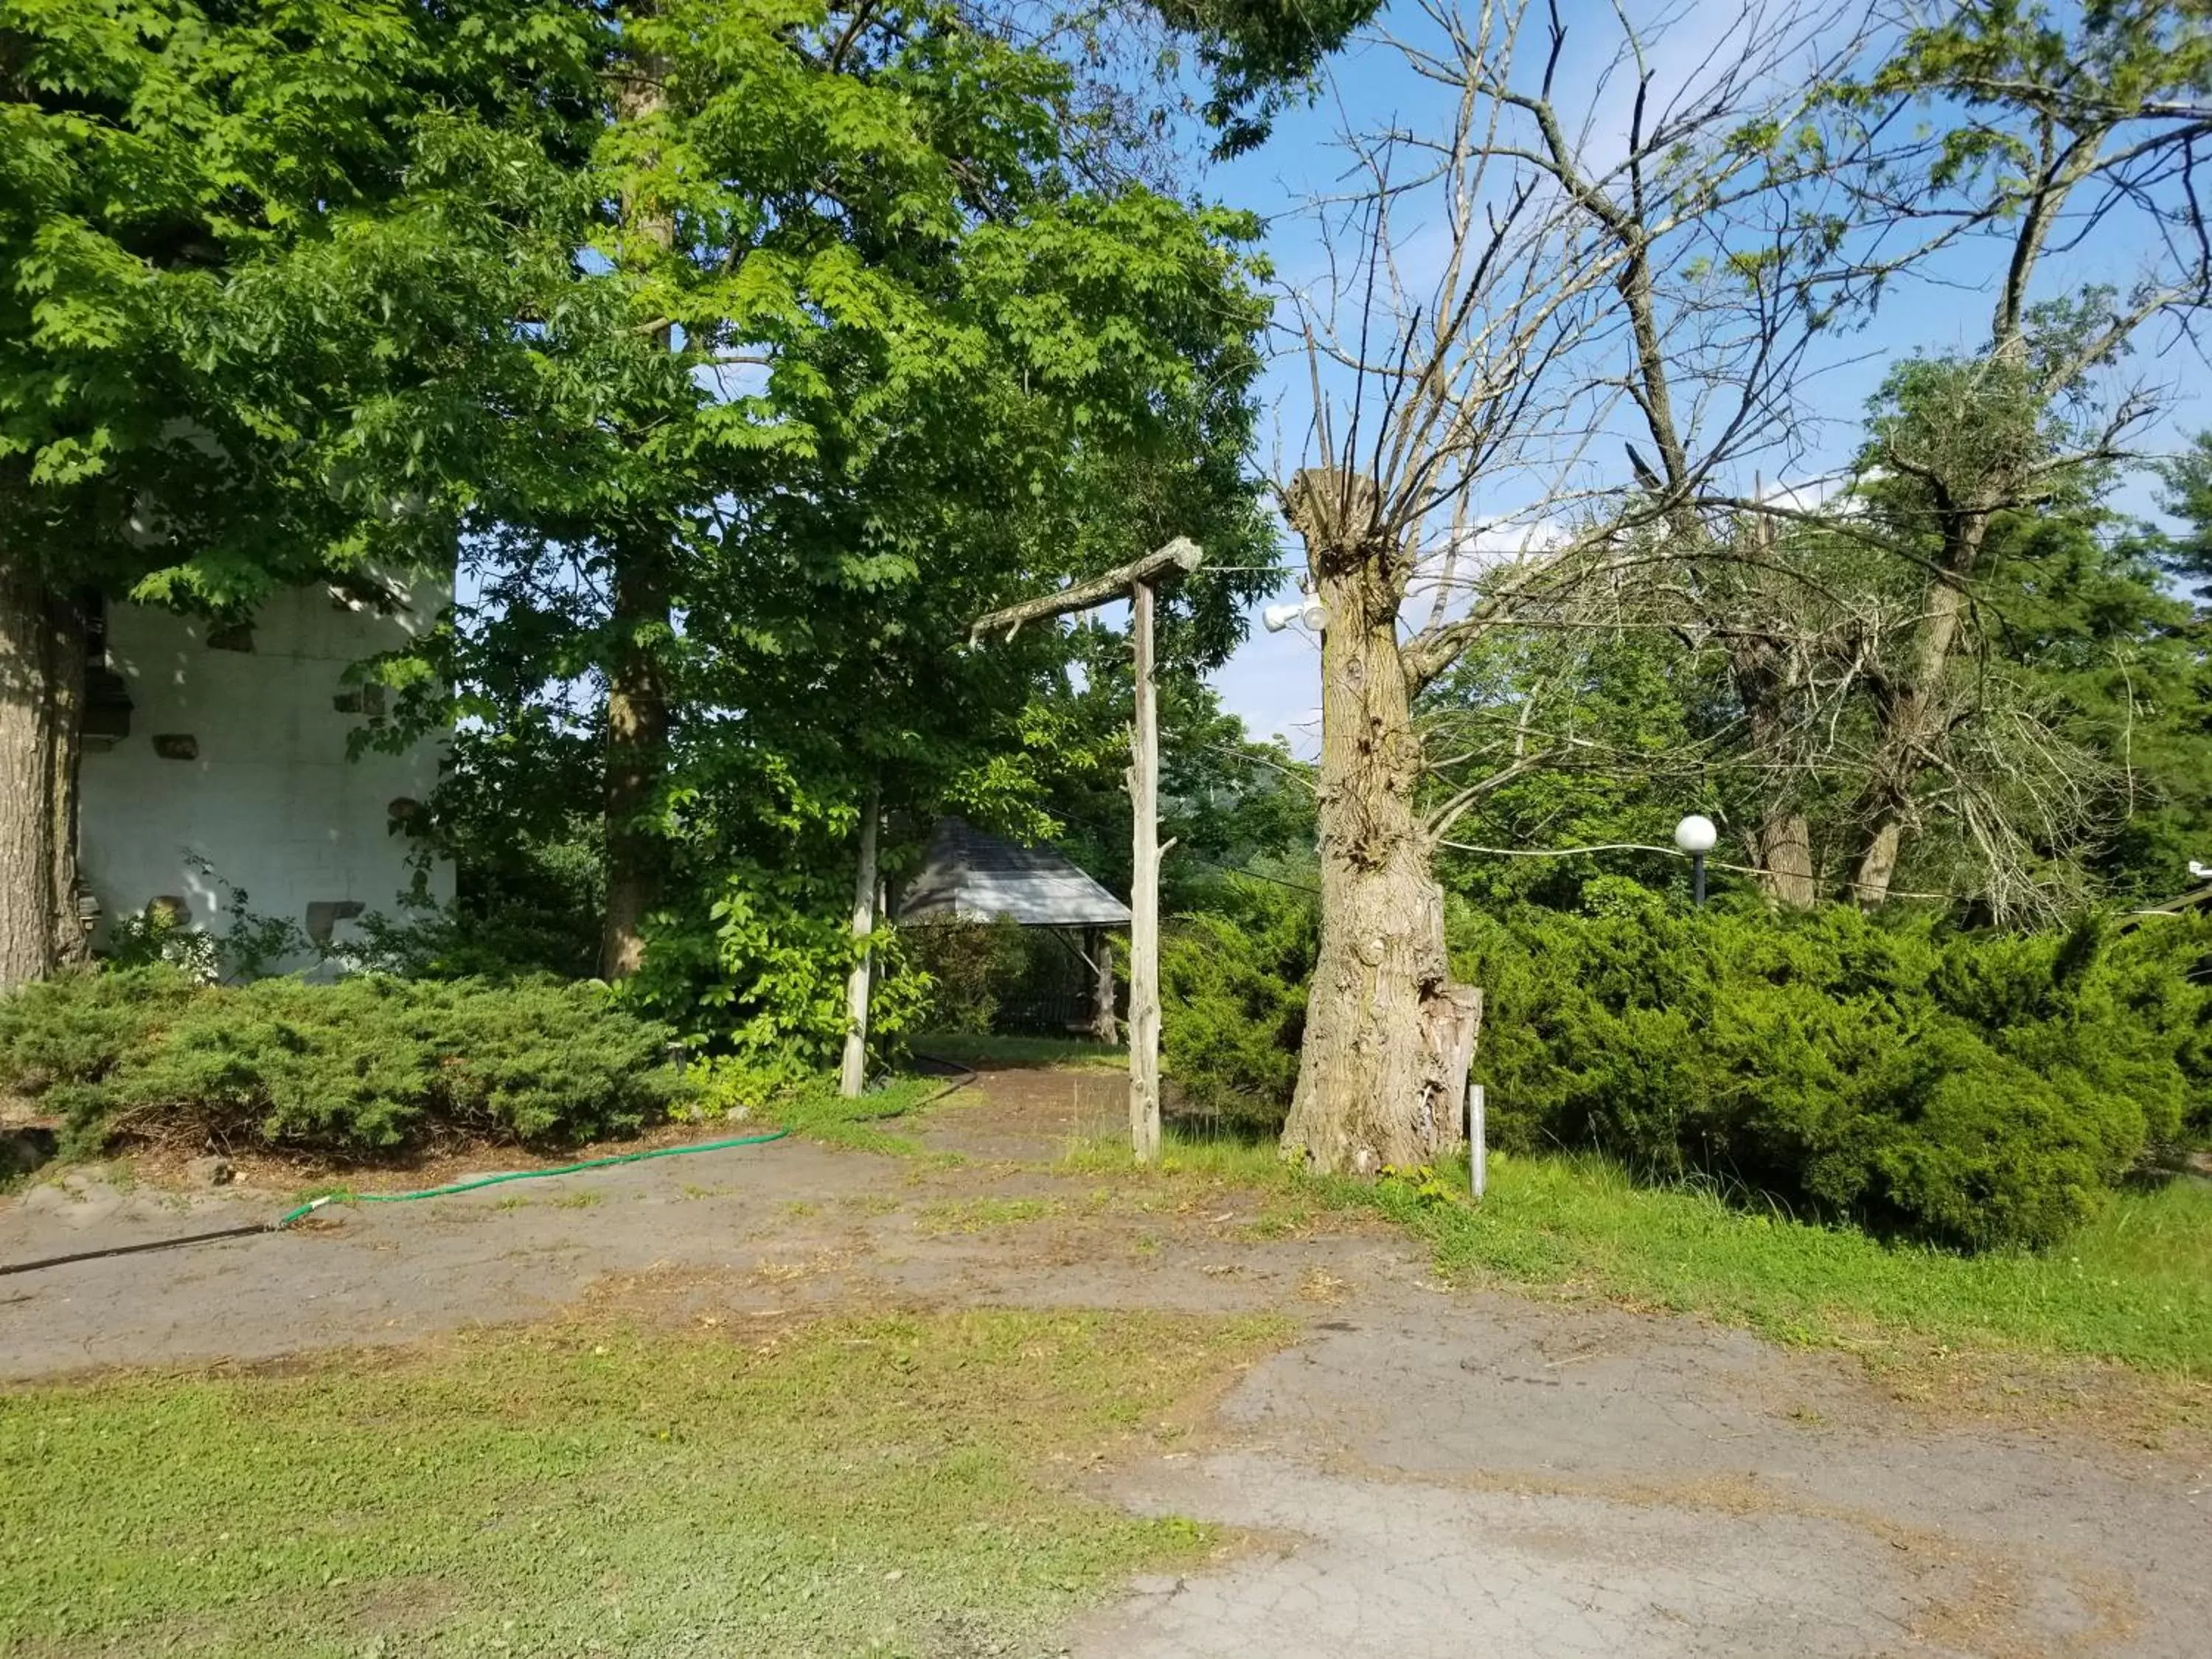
[1674,814,1718,908]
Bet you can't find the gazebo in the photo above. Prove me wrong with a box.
[896,818,1127,1040]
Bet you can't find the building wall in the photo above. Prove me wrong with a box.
[78,577,453,960]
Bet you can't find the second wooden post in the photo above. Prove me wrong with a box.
[1127,577,1162,1162]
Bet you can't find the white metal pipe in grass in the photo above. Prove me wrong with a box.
[1469,1083,1486,1202]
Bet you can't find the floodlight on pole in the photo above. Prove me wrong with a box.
[1262,598,1329,633]
[1674,813,1717,908]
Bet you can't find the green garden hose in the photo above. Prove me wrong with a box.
[274,1128,791,1228]
[7,1056,976,1274]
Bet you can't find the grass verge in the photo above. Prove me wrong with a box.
[911,1033,1124,1071]
[768,1075,965,1161]
[0,1309,1287,1658]
[1063,1132,2212,1379]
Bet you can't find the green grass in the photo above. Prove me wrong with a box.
[0,1310,1286,1658]
[911,1032,1124,1070]
[1396,1153,2212,1376]
[1065,1130,2212,1377]
[917,1197,1065,1234]
[766,1076,965,1162]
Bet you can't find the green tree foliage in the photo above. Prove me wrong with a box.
[1023,622,1315,908]
[2157,429,2212,604]
[1975,506,2211,903]
[1425,413,2212,919]
[1421,627,1721,911]
[1,0,593,597]
[0,0,600,982]
[1159,874,1313,1123]
[1150,0,1383,153]
[356,0,1290,1045]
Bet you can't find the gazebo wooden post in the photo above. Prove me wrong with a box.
[838,780,880,1099]
[1086,926,1116,1042]
[968,538,1202,1162]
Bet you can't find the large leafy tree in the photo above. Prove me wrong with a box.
[0,0,600,985]
[1980,507,2211,905]
[367,0,1293,1006]
[4,0,1368,997]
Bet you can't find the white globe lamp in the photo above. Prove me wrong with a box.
[1674,814,1717,907]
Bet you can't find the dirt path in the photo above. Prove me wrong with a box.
[3,1068,2207,1656]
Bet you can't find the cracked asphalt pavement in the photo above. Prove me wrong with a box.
[3,1067,2205,1656]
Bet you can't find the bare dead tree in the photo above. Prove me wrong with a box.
[1814,1,2212,906]
[1407,2,2212,931]
[1276,0,1903,1173]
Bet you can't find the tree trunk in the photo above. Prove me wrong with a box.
[1728,636,1817,908]
[1756,811,1817,908]
[1086,926,1117,1043]
[1846,521,1984,908]
[598,36,675,983]
[0,564,84,990]
[599,544,669,980]
[1280,479,1481,1175]
[44,590,86,969]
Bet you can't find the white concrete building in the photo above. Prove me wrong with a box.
[78,576,453,959]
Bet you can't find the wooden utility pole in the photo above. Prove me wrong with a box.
[838,782,880,1099]
[1127,579,1162,1161]
[969,537,1201,1162]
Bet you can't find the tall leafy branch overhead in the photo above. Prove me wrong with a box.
[4,0,1338,1004]
[358,0,1284,1037]
[0,0,602,988]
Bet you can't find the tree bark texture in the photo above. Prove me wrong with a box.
[597,41,676,983]
[0,563,86,989]
[1279,475,1481,1176]
[599,543,670,981]
[1846,520,1985,908]
[1756,813,1817,908]
[1086,926,1117,1043]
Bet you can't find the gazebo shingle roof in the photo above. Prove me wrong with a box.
[895,818,1130,928]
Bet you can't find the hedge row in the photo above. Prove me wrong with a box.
[1162,885,2212,1250]
[0,968,691,1155]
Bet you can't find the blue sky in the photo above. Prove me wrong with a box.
[1193,2,2208,756]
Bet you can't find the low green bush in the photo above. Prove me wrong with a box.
[1161,879,1314,1123]
[1160,881,2212,1250]
[0,968,692,1155]
[1459,902,2211,1248]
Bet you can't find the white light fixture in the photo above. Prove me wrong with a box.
[1674,813,1717,909]
[1672,814,1718,854]
[1262,599,1329,633]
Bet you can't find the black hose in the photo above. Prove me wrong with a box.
[906,1051,982,1110]
[0,1221,274,1278]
